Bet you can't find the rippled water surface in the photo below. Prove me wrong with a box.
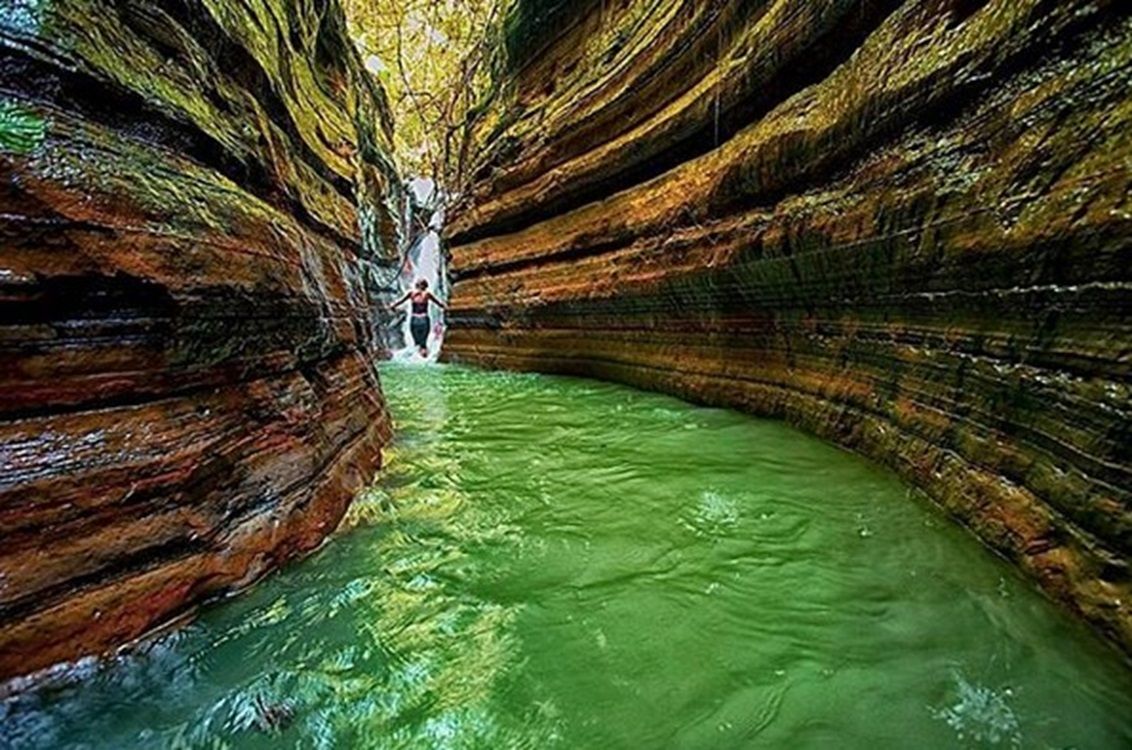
[4,364,1131,749]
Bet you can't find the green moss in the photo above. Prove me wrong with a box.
[502,0,600,70]
[0,100,46,155]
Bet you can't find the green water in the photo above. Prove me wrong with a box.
[3,364,1131,749]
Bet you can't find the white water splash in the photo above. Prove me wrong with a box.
[394,178,447,363]
[685,490,740,537]
[931,671,1022,748]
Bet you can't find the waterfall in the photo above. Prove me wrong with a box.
[392,177,448,363]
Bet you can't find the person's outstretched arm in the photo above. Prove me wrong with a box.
[388,292,411,310]
[429,293,448,311]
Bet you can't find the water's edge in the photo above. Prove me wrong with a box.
[3,364,1130,749]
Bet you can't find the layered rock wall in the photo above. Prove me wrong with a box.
[446,0,1132,653]
[0,0,398,679]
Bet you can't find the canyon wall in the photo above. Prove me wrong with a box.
[0,0,398,680]
[446,0,1132,653]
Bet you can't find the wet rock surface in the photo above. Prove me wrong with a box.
[0,0,397,680]
[446,0,1132,654]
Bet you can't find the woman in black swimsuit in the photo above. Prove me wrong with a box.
[389,279,447,357]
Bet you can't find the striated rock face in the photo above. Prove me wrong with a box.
[446,1,1132,653]
[0,0,398,679]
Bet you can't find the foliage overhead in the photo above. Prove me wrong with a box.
[343,0,507,199]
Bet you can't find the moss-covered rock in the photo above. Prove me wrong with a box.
[446,0,1132,656]
[0,0,399,680]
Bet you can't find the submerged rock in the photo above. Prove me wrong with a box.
[445,0,1132,654]
[0,0,399,680]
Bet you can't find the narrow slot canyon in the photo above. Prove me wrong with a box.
[1,1,1130,747]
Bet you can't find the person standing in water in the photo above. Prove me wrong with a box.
[389,279,447,358]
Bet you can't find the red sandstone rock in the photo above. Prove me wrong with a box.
[0,0,397,680]
[446,0,1132,654]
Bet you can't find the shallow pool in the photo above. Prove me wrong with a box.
[3,364,1130,749]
